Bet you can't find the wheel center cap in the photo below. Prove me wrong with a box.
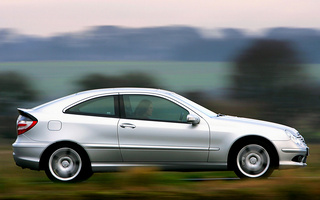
[249,157,258,164]
[61,160,70,168]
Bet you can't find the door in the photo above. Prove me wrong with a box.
[118,94,210,162]
[63,94,122,162]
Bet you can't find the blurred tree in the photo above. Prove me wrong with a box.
[0,71,38,139]
[231,39,317,125]
[0,71,38,113]
[77,72,159,91]
[232,39,303,101]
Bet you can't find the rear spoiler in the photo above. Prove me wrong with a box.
[17,108,37,121]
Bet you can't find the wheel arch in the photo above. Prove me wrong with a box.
[227,135,279,170]
[39,141,91,171]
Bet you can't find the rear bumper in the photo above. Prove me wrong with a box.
[13,151,40,170]
[12,141,48,170]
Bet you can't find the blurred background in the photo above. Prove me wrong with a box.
[0,0,320,143]
[1,1,320,199]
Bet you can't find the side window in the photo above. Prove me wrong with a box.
[65,96,118,117]
[123,95,189,123]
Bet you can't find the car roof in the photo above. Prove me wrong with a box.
[75,87,173,96]
[31,88,176,112]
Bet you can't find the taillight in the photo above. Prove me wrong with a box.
[17,115,38,135]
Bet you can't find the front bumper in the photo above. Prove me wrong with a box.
[274,140,309,169]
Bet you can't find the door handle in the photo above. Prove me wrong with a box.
[120,123,136,129]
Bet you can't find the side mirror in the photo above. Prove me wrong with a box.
[187,114,200,125]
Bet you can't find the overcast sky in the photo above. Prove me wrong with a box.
[1,0,319,36]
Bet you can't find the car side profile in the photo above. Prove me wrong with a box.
[13,88,309,182]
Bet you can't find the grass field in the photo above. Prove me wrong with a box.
[1,61,319,99]
[1,142,319,199]
[0,61,233,99]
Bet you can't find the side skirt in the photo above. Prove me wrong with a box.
[91,162,228,172]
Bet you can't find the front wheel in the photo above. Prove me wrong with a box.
[45,146,92,183]
[233,142,274,178]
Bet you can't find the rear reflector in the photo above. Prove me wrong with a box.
[17,115,38,135]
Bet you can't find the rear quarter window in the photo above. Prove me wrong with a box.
[65,95,118,117]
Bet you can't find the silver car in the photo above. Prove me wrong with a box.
[13,88,309,182]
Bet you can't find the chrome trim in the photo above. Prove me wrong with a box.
[282,148,308,154]
[84,144,119,149]
[120,145,208,151]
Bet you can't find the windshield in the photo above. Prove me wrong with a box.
[171,93,217,117]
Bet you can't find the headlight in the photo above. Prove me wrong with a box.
[285,130,303,146]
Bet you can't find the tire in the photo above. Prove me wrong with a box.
[232,141,274,179]
[44,145,92,183]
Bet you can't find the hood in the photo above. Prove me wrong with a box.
[216,115,297,133]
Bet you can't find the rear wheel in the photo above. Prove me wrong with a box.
[45,145,92,183]
[233,141,274,178]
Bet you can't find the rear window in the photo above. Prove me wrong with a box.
[65,96,118,117]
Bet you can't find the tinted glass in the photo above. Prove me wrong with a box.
[66,96,117,117]
[123,95,189,122]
